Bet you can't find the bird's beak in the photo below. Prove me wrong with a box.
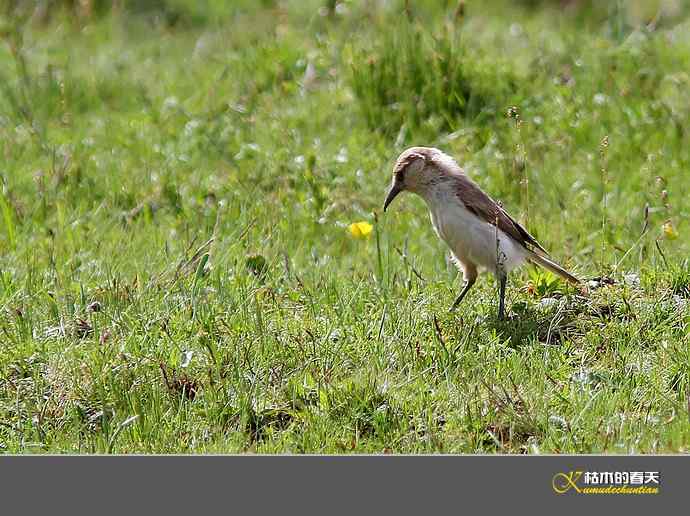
[383,182,403,212]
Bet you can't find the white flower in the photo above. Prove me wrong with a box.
[593,93,608,105]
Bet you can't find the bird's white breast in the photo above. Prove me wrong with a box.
[425,188,528,275]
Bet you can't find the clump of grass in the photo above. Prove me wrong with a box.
[669,261,690,298]
[349,20,516,135]
[327,377,404,440]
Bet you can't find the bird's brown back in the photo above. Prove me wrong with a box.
[451,174,547,255]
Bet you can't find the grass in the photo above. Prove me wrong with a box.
[0,0,688,453]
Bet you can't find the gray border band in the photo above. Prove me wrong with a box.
[0,456,686,514]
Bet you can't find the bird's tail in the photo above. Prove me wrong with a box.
[528,252,580,285]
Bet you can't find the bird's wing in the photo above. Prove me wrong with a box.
[453,175,548,255]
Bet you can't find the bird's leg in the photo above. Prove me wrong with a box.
[449,277,476,312]
[498,274,507,320]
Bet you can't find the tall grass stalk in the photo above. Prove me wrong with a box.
[508,106,528,226]
[599,135,609,270]
[0,191,16,251]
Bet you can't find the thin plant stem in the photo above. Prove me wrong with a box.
[600,135,609,269]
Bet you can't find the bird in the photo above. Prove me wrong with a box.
[383,146,580,319]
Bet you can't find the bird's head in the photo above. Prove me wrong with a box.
[383,146,451,211]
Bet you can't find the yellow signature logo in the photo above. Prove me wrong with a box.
[552,471,583,494]
[552,471,659,495]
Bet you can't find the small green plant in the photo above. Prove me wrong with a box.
[525,267,566,298]
[245,253,268,278]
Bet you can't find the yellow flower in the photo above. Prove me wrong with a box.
[348,221,373,238]
[662,220,678,240]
